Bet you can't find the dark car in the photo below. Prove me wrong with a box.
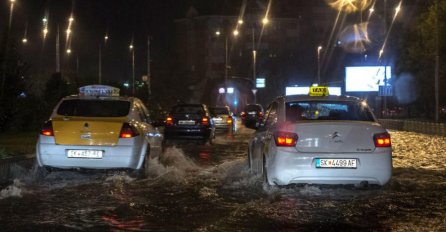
[241,104,264,127]
[164,104,215,144]
[209,106,236,133]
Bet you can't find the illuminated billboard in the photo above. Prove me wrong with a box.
[345,66,391,92]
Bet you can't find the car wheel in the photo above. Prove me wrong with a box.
[130,146,150,179]
[36,165,51,179]
[209,132,214,145]
[247,147,253,171]
[262,156,271,186]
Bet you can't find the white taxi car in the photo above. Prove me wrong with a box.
[247,87,392,187]
[36,85,163,176]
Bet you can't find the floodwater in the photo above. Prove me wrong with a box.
[0,125,445,231]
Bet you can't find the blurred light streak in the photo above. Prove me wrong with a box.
[9,0,15,29]
[258,0,272,47]
[378,0,403,60]
[326,0,373,13]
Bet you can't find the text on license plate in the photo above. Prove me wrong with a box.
[179,120,196,125]
[316,158,357,168]
[67,150,103,159]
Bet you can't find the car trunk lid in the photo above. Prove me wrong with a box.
[52,116,127,146]
[283,121,383,153]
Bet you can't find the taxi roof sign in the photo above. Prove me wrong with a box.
[79,85,120,97]
[309,86,329,96]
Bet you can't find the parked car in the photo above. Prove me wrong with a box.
[36,85,163,176]
[246,87,392,187]
[209,106,236,133]
[241,104,264,127]
[164,103,215,144]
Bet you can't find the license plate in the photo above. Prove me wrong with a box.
[316,158,357,168]
[179,120,196,125]
[213,118,222,121]
[248,111,256,115]
[67,150,103,159]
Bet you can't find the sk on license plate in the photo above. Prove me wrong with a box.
[316,158,357,168]
[67,150,103,159]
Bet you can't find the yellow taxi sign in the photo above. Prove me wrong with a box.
[309,86,329,96]
[79,85,120,97]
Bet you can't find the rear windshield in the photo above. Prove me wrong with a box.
[286,101,375,122]
[210,107,228,115]
[172,105,204,114]
[244,105,262,112]
[57,99,131,117]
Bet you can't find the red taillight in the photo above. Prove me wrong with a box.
[258,111,263,119]
[374,132,391,147]
[227,116,233,124]
[40,120,54,136]
[165,116,173,126]
[119,123,139,138]
[241,112,246,118]
[201,117,209,126]
[274,131,298,147]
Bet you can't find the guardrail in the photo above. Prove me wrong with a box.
[379,119,446,136]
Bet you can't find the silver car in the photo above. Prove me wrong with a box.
[247,93,392,187]
[209,106,235,132]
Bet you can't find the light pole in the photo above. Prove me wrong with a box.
[252,27,257,104]
[215,29,238,105]
[317,46,322,84]
[129,44,135,96]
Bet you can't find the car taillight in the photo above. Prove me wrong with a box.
[201,117,209,126]
[274,131,298,147]
[227,116,233,124]
[258,111,263,118]
[241,112,246,118]
[40,120,54,136]
[165,116,173,126]
[119,123,139,138]
[374,132,391,147]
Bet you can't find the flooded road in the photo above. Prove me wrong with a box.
[0,125,445,231]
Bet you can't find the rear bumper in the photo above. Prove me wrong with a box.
[267,148,392,186]
[164,126,211,140]
[36,136,145,170]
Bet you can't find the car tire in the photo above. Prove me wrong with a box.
[247,147,253,171]
[35,164,52,180]
[130,146,150,179]
[262,156,272,187]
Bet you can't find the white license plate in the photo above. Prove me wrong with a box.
[213,118,222,121]
[248,111,256,115]
[316,158,357,168]
[67,150,103,159]
[179,120,196,125]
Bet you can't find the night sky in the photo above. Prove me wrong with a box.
[0,0,252,83]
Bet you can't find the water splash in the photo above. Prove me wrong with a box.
[0,179,24,199]
[145,146,200,183]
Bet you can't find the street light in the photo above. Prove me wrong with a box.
[129,43,135,96]
[317,46,322,84]
[215,29,238,105]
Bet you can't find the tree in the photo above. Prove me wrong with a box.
[397,0,446,119]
